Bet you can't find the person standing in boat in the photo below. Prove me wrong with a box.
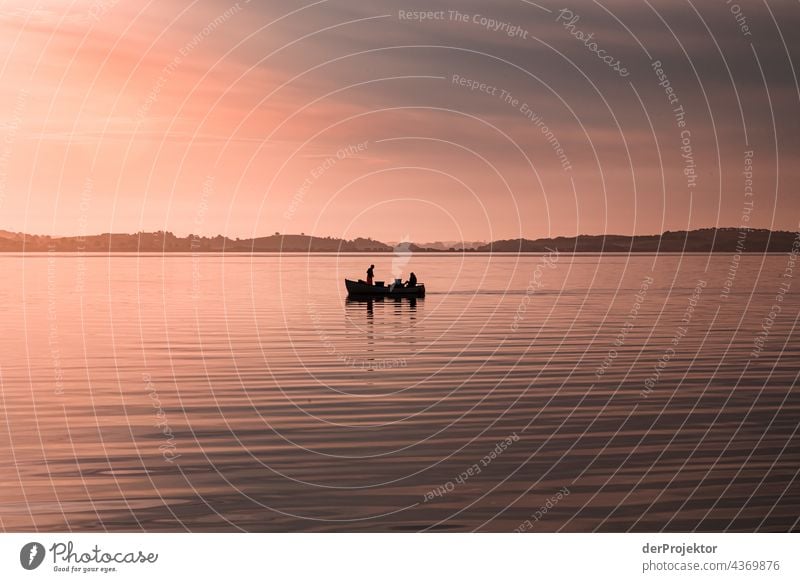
[366,264,375,285]
[405,272,417,288]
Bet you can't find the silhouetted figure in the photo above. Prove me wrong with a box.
[406,272,417,287]
[366,264,375,286]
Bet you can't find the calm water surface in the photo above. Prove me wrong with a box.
[1,253,798,531]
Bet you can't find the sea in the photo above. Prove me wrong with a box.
[0,252,797,531]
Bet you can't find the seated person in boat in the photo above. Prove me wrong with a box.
[405,272,417,288]
[366,264,375,285]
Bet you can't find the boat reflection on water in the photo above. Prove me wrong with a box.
[345,295,420,326]
[345,295,419,308]
[343,295,421,373]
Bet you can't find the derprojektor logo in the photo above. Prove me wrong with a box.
[20,542,46,570]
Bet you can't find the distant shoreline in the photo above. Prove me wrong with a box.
[0,227,798,254]
[6,249,800,257]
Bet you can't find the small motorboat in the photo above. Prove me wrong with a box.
[345,279,425,298]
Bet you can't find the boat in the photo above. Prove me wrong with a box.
[345,279,425,298]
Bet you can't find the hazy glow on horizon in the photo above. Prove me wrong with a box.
[0,0,798,242]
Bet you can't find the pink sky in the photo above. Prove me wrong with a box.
[0,0,798,242]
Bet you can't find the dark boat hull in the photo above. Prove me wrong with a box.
[345,279,425,297]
